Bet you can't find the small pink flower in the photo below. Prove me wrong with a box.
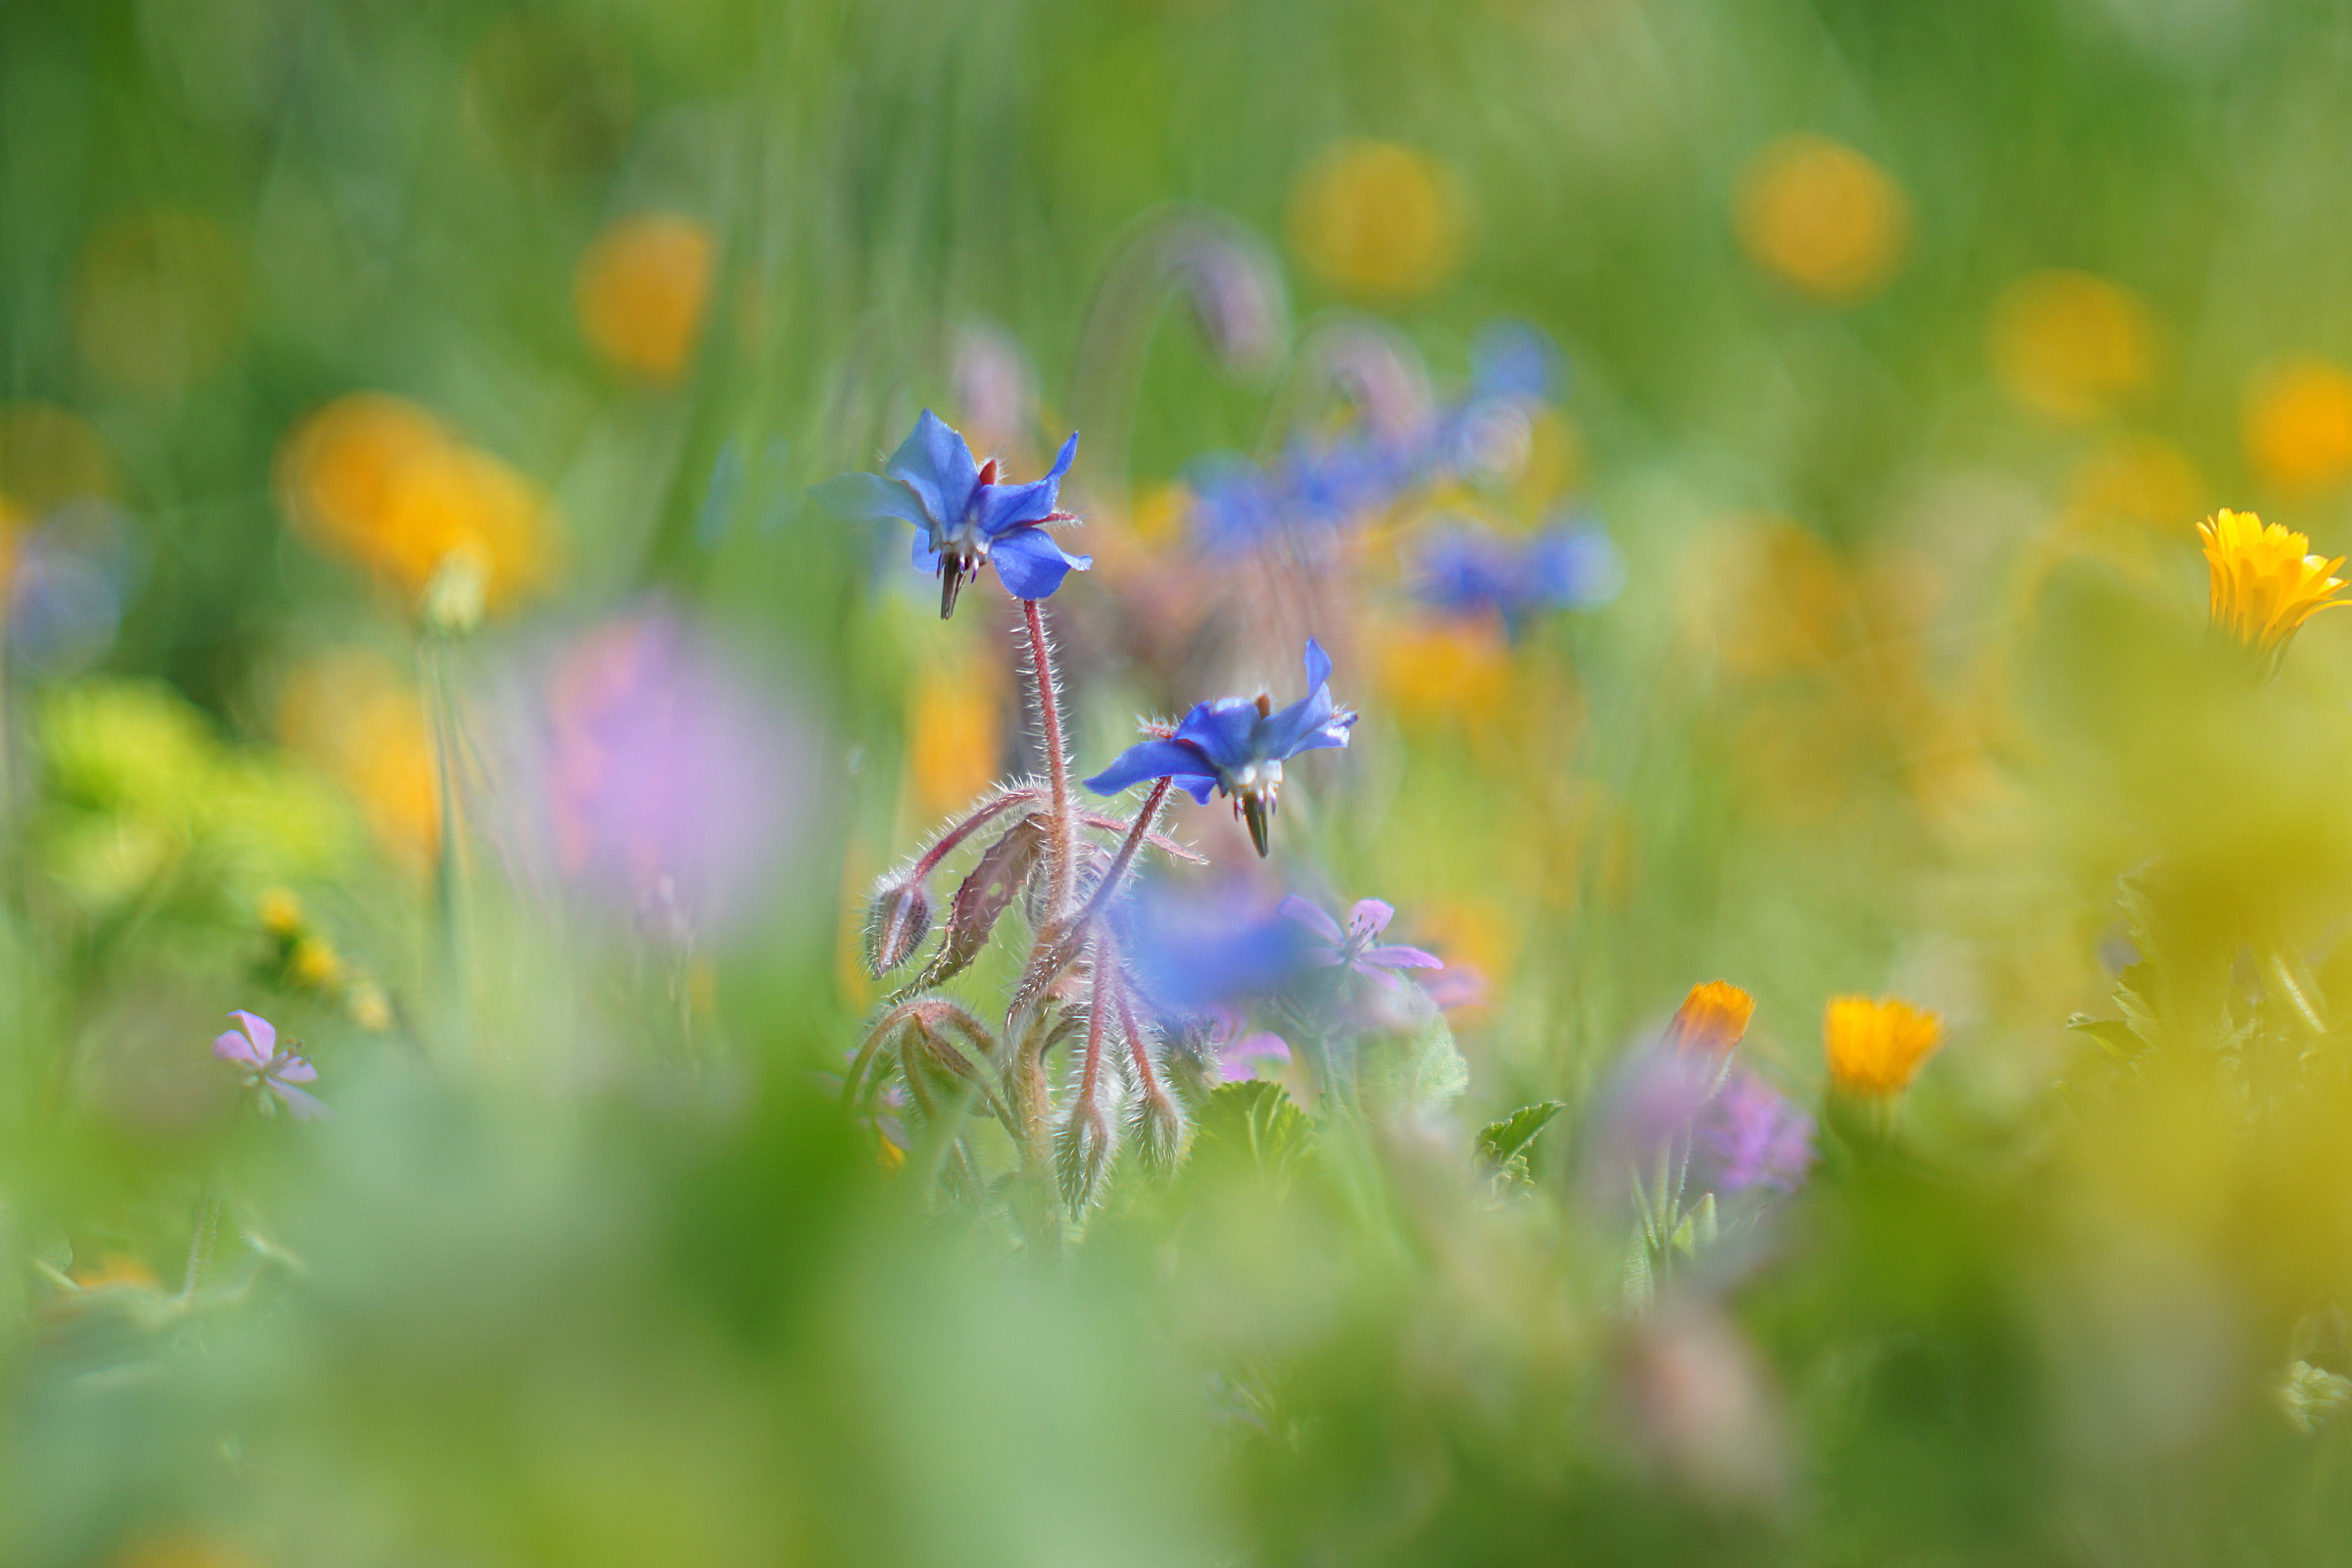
[1205,1006,1293,1084]
[1278,895,1444,977]
[212,1010,329,1121]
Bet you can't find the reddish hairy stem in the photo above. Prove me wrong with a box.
[1102,941,1160,1100]
[1081,776,1174,926]
[1078,935,1109,1110]
[1020,599,1079,918]
[909,785,1043,880]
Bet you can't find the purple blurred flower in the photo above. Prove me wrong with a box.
[949,321,1037,459]
[812,410,1090,617]
[1587,1049,1814,1206]
[1085,639,1355,857]
[1277,895,1443,977]
[1694,1069,1815,1196]
[1206,1007,1294,1083]
[1587,1046,1718,1199]
[1414,517,1622,634]
[212,1009,328,1120]
[525,607,808,940]
[1169,222,1289,378]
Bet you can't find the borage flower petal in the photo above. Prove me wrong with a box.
[1088,639,1355,858]
[816,410,1090,616]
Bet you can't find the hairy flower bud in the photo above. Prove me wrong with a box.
[1128,1079,1190,1170]
[864,876,935,976]
[1055,1090,1121,1214]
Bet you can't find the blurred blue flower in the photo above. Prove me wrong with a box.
[1187,431,1424,553]
[1470,318,1564,402]
[1414,517,1622,634]
[1278,895,1443,976]
[1113,876,1316,1016]
[8,500,139,675]
[1085,639,1356,857]
[212,1009,328,1120]
[812,410,1090,617]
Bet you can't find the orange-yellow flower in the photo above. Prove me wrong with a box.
[2243,359,2352,495]
[907,678,1003,821]
[1287,139,1466,301]
[1989,270,2154,421]
[276,393,553,613]
[2197,508,2348,658]
[575,212,714,382]
[276,648,440,871]
[1824,995,1942,1096]
[1735,135,1909,302]
[1667,980,1755,1054]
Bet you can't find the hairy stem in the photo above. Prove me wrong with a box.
[1080,776,1173,926]
[1021,599,1078,919]
[1103,942,1160,1099]
[1077,936,1110,1109]
[910,785,1043,881]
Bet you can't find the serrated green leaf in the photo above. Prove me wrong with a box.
[1476,1100,1565,1169]
[1190,1080,1316,1182]
[2066,1012,2146,1062]
[1621,1234,1654,1312]
[1358,1003,1469,1120]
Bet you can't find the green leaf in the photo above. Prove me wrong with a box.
[1476,1101,1565,1173]
[2066,1011,2145,1063]
[1621,1234,1654,1312]
[1190,1080,1317,1183]
[1358,1002,1470,1120]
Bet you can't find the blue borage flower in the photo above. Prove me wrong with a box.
[813,410,1091,617]
[1415,517,1622,634]
[1086,639,1355,857]
[1188,436,1423,553]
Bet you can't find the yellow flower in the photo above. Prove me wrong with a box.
[575,212,715,383]
[276,648,441,871]
[1735,135,1909,302]
[348,979,393,1033]
[2197,508,2349,659]
[1667,980,1755,1054]
[1989,270,2155,421]
[289,935,345,991]
[1378,618,1512,736]
[1824,995,1943,1096]
[71,1252,158,1291]
[276,393,554,612]
[2066,435,2203,535]
[906,628,1006,820]
[257,887,304,938]
[1287,138,1466,301]
[2243,359,2352,495]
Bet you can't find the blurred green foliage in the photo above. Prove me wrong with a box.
[13,1,2352,1565]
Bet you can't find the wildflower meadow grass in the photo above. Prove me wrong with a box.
[15,2,2352,1564]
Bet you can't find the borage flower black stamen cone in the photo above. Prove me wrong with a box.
[813,411,1091,620]
[1085,638,1356,858]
